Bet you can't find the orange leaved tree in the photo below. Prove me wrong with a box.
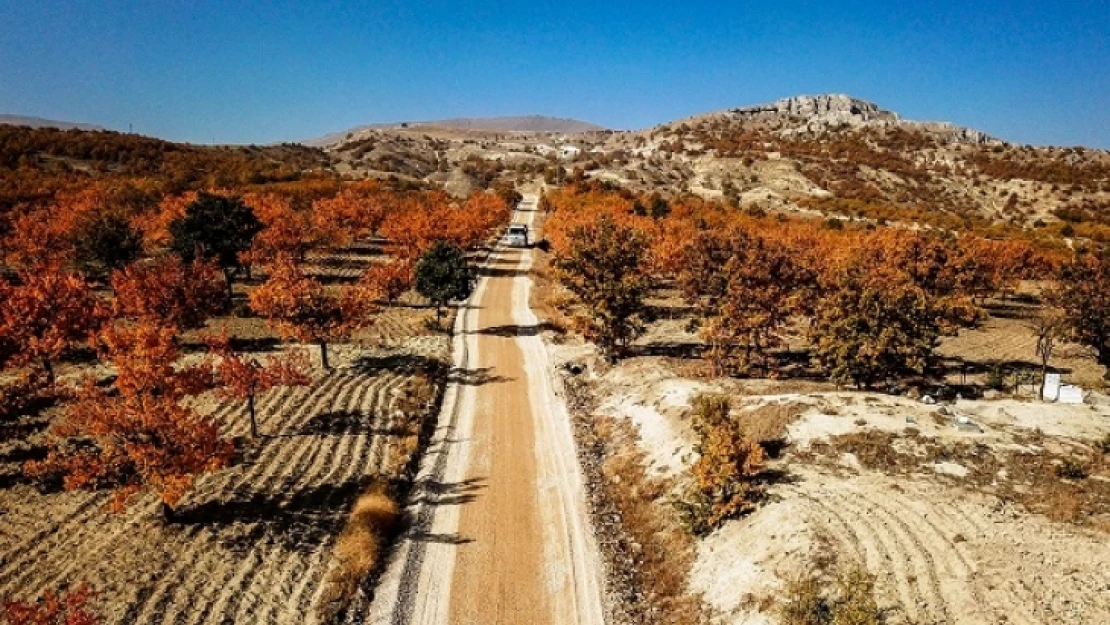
[243,192,329,265]
[0,267,103,383]
[552,214,653,360]
[25,322,231,515]
[207,334,311,438]
[111,256,225,330]
[2,583,101,625]
[359,260,414,304]
[249,257,374,370]
[679,226,814,376]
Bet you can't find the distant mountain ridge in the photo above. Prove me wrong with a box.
[305,115,605,147]
[0,114,106,132]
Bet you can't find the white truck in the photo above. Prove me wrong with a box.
[505,223,529,247]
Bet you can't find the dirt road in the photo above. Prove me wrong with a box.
[367,195,606,625]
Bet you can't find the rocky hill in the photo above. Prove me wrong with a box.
[319,94,1108,243]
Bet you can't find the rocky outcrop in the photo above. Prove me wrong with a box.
[730,94,899,128]
[725,94,1002,146]
[900,121,1003,146]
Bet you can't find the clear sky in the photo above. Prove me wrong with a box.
[1,1,1107,147]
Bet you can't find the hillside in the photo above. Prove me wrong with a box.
[315,94,1109,244]
[0,114,106,132]
[0,124,335,212]
[305,115,605,147]
[6,95,1110,243]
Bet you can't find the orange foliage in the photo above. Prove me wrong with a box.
[359,260,414,303]
[26,321,231,511]
[379,190,509,259]
[130,192,196,251]
[248,256,375,369]
[2,583,101,625]
[207,332,311,437]
[311,180,392,246]
[0,267,103,380]
[241,192,330,265]
[111,256,225,330]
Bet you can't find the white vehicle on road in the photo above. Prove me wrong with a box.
[505,223,529,247]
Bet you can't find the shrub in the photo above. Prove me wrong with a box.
[1055,458,1089,480]
[675,394,766,535]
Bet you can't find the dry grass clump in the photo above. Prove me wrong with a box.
[781,564,883,625]
[590,414,704,625]
[315,480,401,622]
[737,401,808,444]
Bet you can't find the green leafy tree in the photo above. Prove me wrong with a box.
[1054,250,1110,374]
[73,212,143,277]
[810,233,980,389]
[168,192,262,305]
[552,214,652,360]
[415,241,475,323]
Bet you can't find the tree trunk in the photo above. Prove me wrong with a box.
[319,340,331,371]
[41,357,55,385]
[248,392,258,438]
[223,268,235,309]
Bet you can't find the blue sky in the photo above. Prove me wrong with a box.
[1,1,1107,147]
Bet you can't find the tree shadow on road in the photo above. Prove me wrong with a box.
[471,321,560,338]
[447,366,512,386]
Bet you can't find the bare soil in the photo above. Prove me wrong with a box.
[0,249,450,624]
[541,286,1110,625]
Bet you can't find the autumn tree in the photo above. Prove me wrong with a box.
[552,214,652,360]
[311,181,390,246]
[72,211,143,277]
[111,256,225,329]
[1054,250,1110,372]
[168,192,262,305]
[249,256,374,370]
[2,207,74,270]
[414,241,474,323]
[242,192,327,266]
[25,322,232,515]
[442,192,512,250]
[359,260,413,304]
[0,268,103,383]
[207,334,311,438]
[677,394,765,535]
[2,583,101,625]
[679,227,813,376]
[380,193,447,259]
[810,232,981,388]
[1030,308,1066,397]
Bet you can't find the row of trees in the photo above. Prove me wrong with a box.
[1,181,503,514]
[544,184,1109,387]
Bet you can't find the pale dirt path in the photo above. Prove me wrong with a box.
[366,195,606,625]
